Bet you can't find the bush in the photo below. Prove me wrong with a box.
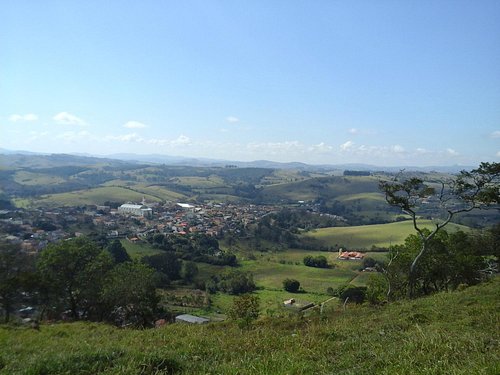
[228,294,260,328]
[366,274,388,305]
[214,270,256,295]
[339,286,367,304]
[303,255,329,268]
[283,278,300,293]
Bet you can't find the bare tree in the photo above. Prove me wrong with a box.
[379,162,499,298]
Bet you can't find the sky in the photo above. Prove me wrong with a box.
[1,1,499,166]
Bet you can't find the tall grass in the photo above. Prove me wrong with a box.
[1,278,498,374]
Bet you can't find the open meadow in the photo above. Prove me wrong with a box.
[15,186,163,208]
[304,220,470,249]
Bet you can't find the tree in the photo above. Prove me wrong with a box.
[303,255,329,268]
[101,261,159,327]
[106,239,131,264]
[228,294,260,328]
[339,285,367,304]
[366,273,388,305]
[217,270,256,295]
[37,237,114,319]
[181,261,199,283]
[386,230,488,297]
[283,278,300,293]
[379,162,499,297]
[0,243,33,322]
[143,252,182,281]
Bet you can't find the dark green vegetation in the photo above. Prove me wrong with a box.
[303,254,329,268]
[1,278,498,374]
[36,238,160,326]
[383,226,500,300]
[282,278,300,292]
[380,162,499,297]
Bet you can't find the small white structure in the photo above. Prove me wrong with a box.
[175,314,209,324]
[118,203,153,218]
[177,203,195,209]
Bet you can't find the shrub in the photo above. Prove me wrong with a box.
[340,286,367,304]
[283,278,300,293]
[303,255,329,268]
[228,294,260,328]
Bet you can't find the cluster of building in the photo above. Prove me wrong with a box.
[0,199,280,251]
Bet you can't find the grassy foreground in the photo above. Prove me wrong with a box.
[1,278,499,374]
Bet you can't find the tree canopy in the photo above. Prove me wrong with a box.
[379,162,499,297]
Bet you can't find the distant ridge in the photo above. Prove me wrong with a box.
[0,148,473,173]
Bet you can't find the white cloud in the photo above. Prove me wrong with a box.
[392,145,405,153]
[226,116,240,123]
[497,151,500,157]
[105,133,143,142]
[9,113,38,122]
[309,142,333,153]
[56,131,91,142]
[123,121,147,129]
[170,135,191,146]
[105,133,191,148]
[53,112,86,126]
[247,141,304,155]
[446,148,459,156]
[416,148,429,154]
[348,128,358,134]
[340,140,354,151]
[490,131,500,138]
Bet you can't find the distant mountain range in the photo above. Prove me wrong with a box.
[0,148,473,173]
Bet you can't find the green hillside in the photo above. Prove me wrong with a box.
[20,186,162,207]
[1,278,498,374]
[260,175,381,202]
[304,220,471,249]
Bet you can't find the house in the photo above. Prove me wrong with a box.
[338,249,365,260]
[175,314,210,324]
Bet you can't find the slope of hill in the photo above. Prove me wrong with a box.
[1,278,498,374]
[304,220,471,249]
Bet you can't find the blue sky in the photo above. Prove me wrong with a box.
[1,1,499,166]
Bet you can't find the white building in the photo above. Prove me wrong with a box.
[118,203,153,218]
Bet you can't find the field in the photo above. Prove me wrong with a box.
[117,238,369,314]
[260,175,381,202]
[119,239,163,259]
[13,171,66,186]
[304,220,471,249]
[1,278,498,374]
[22,186,163,207]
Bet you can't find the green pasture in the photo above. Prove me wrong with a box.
[304,220,470,249]
[174,175,226,188]
[259,169,311,186]
[100,181,186,201]
[13,171,66,186]
[30,186,162,207]
[260,175,381,202]
[119,239,162,259]
[101,179,136,187]
[336,192,386,202]
[129,184,187,201]
[12,198,32,208]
